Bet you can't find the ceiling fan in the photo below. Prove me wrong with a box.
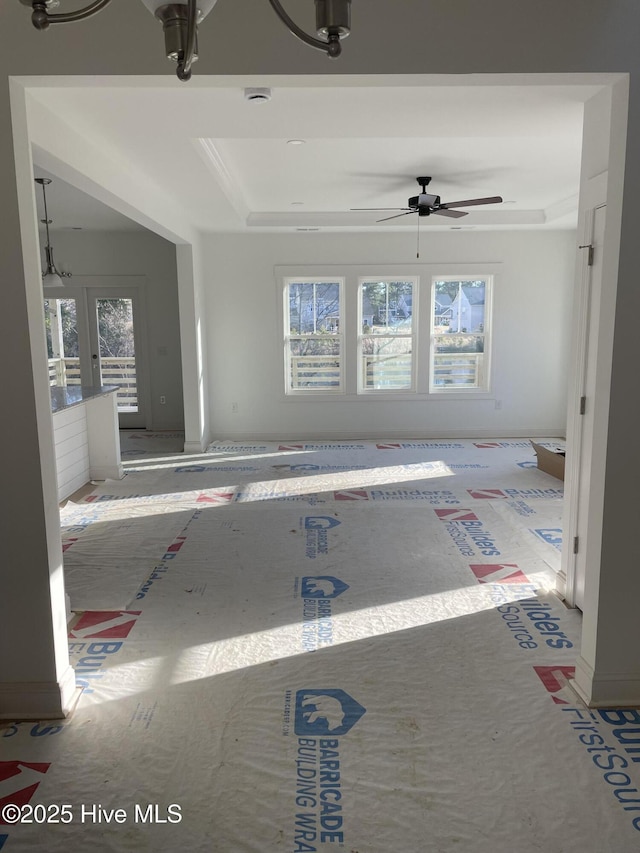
[352,176,503,222]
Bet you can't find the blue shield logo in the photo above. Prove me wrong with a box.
[534,528,563,547]
[301,576,349,599]
[304,516,341,530]
[294,689,366,736]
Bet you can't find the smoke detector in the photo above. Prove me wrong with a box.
[244,87,272,102]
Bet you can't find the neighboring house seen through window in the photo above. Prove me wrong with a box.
[431,277,491,392]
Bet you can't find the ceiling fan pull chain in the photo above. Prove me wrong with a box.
[417,216,420,259]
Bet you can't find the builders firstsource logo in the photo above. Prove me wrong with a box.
[470,563,529,584]
[0,761,51,823]
[376,442,464,449]
[435,508,501,557]
[279,444,365,451]
[486,594,573,650]
[69,611,141,640]
[467,489,507,500]
[534,666,640,834]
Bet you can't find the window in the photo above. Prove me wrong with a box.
[284,278,344,393]
[279,268,495,398]
[358,278,416,391]
[430,277,491,392]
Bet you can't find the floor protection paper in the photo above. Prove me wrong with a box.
[3,437,640,852]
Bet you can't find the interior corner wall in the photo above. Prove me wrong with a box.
[51,229,185,431]
[191,235,211,449]
[177,237,211,452]
[203,229,575,440]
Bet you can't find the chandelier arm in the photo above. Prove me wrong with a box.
[30,0,113,26]
[266,0,339,56]
[176,0,197,81]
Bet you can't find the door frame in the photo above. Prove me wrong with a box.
[44,275,150,429]
[560,175,608,608]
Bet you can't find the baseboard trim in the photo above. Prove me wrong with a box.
[208,429,566,442]
[90,464,124,481]
[184,439,207,454]
[572,655,640,707]
[554,568,568,600]
[0,666,81,720]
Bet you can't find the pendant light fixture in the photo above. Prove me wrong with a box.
[35,177,71,289]
[20,0,352,81]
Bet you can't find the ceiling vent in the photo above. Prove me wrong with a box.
[244,87,272,102]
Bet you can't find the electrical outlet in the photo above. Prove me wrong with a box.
[160,395,166,405]
[494,399,502,410]
[232,402,239,414]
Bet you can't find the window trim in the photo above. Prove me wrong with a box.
[276,264,499,402]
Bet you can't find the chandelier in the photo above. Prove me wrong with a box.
[19,0,352,81]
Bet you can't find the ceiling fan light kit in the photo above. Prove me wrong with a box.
[19,0,352,80]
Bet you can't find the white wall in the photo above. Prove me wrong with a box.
[51,230,185,430]
[205,229,575,439]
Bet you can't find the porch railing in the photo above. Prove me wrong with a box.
[362,353,412,389]
[290,355,341,390]
[289,352,483,391]
[432,352,483,389]
[48,357,137,409]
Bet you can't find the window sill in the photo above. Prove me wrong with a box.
[282,391,494,403]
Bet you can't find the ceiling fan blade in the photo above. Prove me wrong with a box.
[350,207,412,211]
[439,196,503,209]
[431,208,468,218]
[376,211,417,223]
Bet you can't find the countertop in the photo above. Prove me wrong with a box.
[51,385,119,414]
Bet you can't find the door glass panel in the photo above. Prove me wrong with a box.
[96,297,138,412]
[44,298,80,387]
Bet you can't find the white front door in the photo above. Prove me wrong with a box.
[87,289,147,429]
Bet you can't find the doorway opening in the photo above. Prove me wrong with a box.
[44,277,149,429]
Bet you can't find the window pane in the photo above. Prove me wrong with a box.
[433,280,485,334]
[96,298,138,412]
[361,281,413,334]
[288,282,341,335]
[289,338,341,390]
[361,336,412,390]
[433,335,484,389]
[44,298,80,388]
[434,334,484,354]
